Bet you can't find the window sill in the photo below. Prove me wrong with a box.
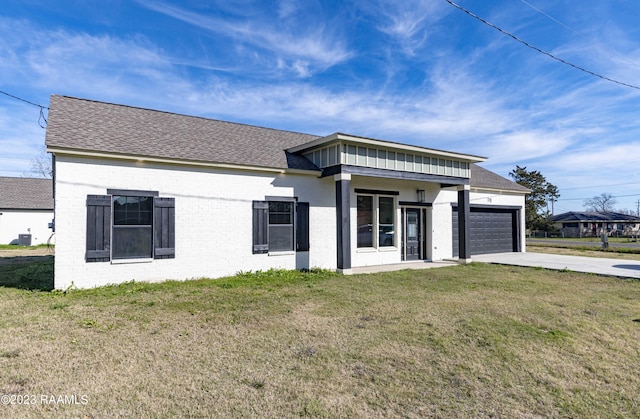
[111,258,153,265]
[357,247,398,253]
[379,246,398,252]
[268,251,295,256]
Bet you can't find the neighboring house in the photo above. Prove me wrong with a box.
[0,177,54,245]
[549,211,640,238]
[45,95,528,290]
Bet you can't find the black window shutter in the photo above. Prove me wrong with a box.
[296,202,310,252]
[154,197,175,259]
[86,195,111,262]
[252,201,269,254]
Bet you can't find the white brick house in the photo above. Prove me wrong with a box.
[0,177,53,246]
[45,95,528,290]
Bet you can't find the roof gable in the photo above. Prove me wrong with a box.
[470,164,530,193]
[0,177,53,210]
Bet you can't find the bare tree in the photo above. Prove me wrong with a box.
[30,146,52,178]
[583,193,616,212]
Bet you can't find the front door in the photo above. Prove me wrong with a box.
[405,208,420,261]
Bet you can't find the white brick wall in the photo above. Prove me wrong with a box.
[54,156,336,289]
[53,156,525,289]
[432,188,457,261]
[0,210,53,245]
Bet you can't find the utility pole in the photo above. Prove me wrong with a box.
[637,199,639,217]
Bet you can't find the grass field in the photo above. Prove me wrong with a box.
[0,261,638,417]
[528,245,640,261]
[528,237,640,257]
[529,236,640,243]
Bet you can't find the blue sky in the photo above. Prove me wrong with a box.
[2,0,640,213]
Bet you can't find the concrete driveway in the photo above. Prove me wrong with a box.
[473,252,640,279]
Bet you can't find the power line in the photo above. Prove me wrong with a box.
[0,89,49,128]
[444,0,640,90]
[561,181,640,191]
[518,0,640,70]
[0,90,49,109]
[558,193,640,201]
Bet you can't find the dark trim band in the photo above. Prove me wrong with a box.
[107,189,159,197]
[265,196,297,202]
[355,188,400,196]
[399,201,432,207]
[322,164,469,186]
[451,204,522,210]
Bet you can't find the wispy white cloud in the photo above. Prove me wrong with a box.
[0,18,583,169]
[3,2,640,212]
[277,0,300,20]
[367,0,448,54]
[135,0,352,76]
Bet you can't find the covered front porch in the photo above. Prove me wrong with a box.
[332,171,474,273]
[288,132,485,273]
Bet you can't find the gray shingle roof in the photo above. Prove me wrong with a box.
[549,211,640,222]
[470,164,530,193]
[45,95,321,171]
[45,95,527,193]
[0,177,53,210]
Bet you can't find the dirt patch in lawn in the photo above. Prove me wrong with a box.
[0,247,53,263]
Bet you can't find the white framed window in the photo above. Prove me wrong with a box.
[112,195,154,259]
[356,194,396,249]
[268,201,294,252]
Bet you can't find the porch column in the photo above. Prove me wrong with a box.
[335,173,351,273]
[457,184,472,264]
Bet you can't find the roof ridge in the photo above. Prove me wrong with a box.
[52,94,322,139]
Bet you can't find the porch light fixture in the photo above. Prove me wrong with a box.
[417,189,426,203]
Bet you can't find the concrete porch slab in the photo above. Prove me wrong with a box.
[350,260,459,274]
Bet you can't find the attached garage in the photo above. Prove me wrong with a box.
[452,206,522,256]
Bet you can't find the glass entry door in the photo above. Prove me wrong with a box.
[404,208,421,261]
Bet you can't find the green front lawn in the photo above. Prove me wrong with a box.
[0,263,638,417]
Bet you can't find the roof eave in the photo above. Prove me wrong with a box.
[470,186,530,195]
[287,132,487,163]
[47,146,323,176]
